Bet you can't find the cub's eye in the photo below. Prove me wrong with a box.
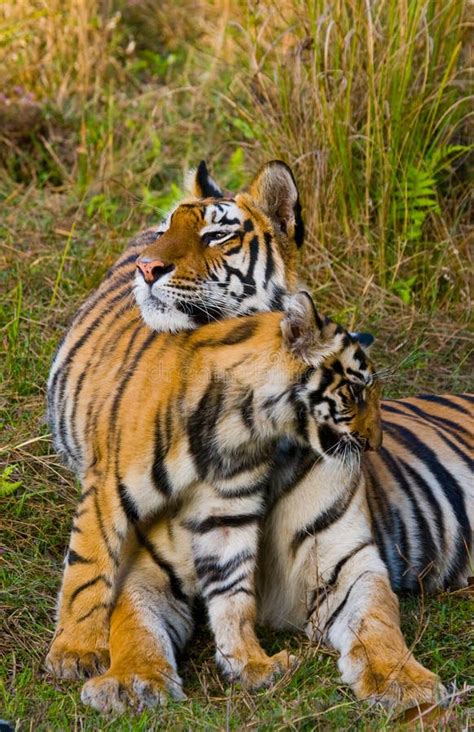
[201,230,232,246]
[349,382,364,400]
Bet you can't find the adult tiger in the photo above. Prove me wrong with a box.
[46,161,473,713]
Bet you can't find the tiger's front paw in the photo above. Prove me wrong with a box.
[81,670,186,714]
[219,649,297,690]
[366,666,446,712]
[341,652,446,711]
[45,638,110,680]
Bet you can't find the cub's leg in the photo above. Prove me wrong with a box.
[81,525,194,714]
[45,475,129,679]
[307,543,445,711]
[184,487,296,689]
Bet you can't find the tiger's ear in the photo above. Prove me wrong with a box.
[281,291,328,361]
[185,160,224,198]
[248,160,304,247]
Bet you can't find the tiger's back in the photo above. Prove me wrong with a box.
[367,393,473,592]
[47,230,156,473]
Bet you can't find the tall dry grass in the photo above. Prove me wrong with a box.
[0,0,233,196]
[225,0,472,310]
[0,0,126,102]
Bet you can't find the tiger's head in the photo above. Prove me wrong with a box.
[134,160,304,332]
[279,292,383,458]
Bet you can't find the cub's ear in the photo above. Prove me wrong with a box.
[350,331,375,351]
[281,291,324,361]
[185,160,224,199]
[248,160,304,247]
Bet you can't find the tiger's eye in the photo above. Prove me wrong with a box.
[202,231,229,246]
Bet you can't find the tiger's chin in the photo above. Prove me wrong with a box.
[138,297,194,333]
[134,280,194,333]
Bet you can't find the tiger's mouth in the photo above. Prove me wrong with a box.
[134,269,255,326]
[133,270,282,332]
[133,274,240,331]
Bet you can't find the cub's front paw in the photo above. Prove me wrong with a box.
[219,649,297,690]
[45,639,110,680]
[81,671,186,714]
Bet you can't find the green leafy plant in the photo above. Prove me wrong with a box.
[129,50,180,78]
[397,167,441,243]
[395,145,471,244]
[0,465,23,497]
[230,117,254,140]
[391,275,418,304]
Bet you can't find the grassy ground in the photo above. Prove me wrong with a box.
[1,1,473,729]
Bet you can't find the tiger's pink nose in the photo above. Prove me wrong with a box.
[136,258,174,284]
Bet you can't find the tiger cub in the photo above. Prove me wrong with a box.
[46,292,382,691]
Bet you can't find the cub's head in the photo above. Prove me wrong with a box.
[135,160,304,332]
[281,293,382,460]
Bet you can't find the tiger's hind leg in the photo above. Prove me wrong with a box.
[81,523,194,714]
[45,473,129,679]
[307,543,446,711]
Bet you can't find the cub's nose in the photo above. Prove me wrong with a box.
[136,258,175,284]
